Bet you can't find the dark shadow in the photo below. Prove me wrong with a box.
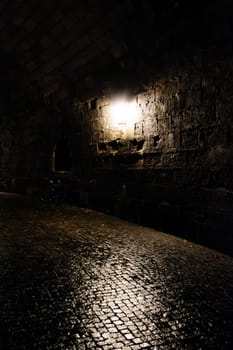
[54,138,72,172]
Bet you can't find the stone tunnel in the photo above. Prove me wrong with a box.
[0,1,233,349]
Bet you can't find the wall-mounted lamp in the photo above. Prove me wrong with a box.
[109,98,138,137]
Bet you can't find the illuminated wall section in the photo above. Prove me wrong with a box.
[77,84,172,163]
[74,57,232,179]
[73,62,233,254]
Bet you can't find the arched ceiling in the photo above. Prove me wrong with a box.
[0,0,132,92]
[0,0,232,99]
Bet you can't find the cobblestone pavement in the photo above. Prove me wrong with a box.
[0,199,233,350]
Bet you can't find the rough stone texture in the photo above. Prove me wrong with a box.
[74,55,233,186]
[0,1,232,253]
[72,54,233,255]
[0,196,233,350]
[0,52,233,254]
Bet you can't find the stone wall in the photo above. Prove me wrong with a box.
[0,51,233,255]
[72,53,233,255]
[0,77,75,194]
[74,54,233,185]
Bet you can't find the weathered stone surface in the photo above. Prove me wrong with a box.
[0,198,233,350]
[74,56,233,183]
[0,2,232,255]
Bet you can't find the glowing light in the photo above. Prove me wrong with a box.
[109,98,138,137]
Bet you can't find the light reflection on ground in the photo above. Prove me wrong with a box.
[0,200,233,349]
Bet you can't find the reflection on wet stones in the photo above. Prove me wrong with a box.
[0,202,233,349]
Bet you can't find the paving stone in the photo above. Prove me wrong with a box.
[0,201,233,349]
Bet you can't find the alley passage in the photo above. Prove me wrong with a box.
[0,198,233,350]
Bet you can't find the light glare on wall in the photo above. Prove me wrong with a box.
[109,99,138,137]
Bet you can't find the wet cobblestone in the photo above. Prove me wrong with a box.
[0,201,233,349]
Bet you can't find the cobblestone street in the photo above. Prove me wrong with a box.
[0,198,233,350]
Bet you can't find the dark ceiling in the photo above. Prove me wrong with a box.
[0,0,232,99]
